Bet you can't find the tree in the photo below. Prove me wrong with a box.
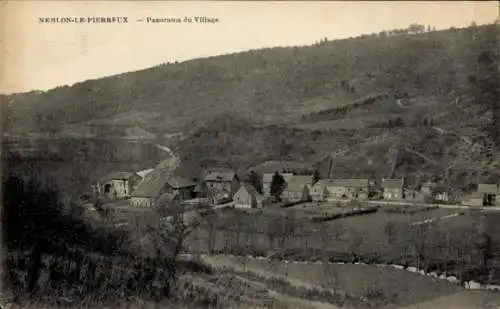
[332,222,344,241]
[277,211,296,261]
[384,221,398,245]
[246,170,263,194]
[270,171,286,202]
[408,23,425,34]
[470,47,500,149]
[312,169,321,185]
[2,165,129,298]
[147,205,198,296]
[349,229,365,260]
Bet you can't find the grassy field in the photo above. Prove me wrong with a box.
[201,255,462,309]
[184,206,460,256]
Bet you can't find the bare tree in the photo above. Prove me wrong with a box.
[278,211,296,261]
[332,222,344,241]
[384,220,398,245]
[147,205,199,296]
[349,229,366,260]
[319,222,330,263]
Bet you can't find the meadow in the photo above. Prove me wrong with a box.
[183,206,498,285]
[201,255,462,309]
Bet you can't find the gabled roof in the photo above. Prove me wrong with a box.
[204,169,237,182]
[478,183,500,194]
[136,168,154,178]
[284,175,312,193]
[382,178,404,189]
[99,171,137,183]
[132,156,181,198]
[327,179,369,188]
[166,176,197,189]
[262,173,294,183]
[238,183,265,201]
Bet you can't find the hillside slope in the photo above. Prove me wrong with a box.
[2,24,497,135]
[2,23,499,188]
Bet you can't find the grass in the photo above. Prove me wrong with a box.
[183,207,497,283]
[202,255,462,309]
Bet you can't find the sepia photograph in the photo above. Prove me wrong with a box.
[1,1,500,308]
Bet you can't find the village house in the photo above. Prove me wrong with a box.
[420,181,436,196]
[432,184,451,202]
[462,191,484,207]
[325,179,370,200]
[130,156,182,208]
[203,169,240,201]
[477,183,500,206]
[95,172,142,200]
[233,183,266,209]
[281,175,311,202]
[309,179,329,202]
[262,172,294,197]
[382,178,404,200]
[162,176,197,201]
[403,185,424,202]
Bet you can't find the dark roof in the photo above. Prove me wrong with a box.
[166,176,196,189]
[382,178,404,189]
[132,156,181,198]
[327,179,369,188]
[204,170,237,182]
[99,171,137,183]
[194,182,208,193]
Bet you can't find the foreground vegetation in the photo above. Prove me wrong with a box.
[1,162,268,309]
[185,206,498,286]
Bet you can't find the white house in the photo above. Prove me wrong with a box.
[309,179,329,202]
[281,175,311,202]
[233,183,266,209]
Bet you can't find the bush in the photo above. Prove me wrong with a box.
[1,166,207,305]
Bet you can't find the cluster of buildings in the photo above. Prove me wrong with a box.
[91,156,500,210]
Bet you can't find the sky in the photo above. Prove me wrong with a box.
[1,1,498,94]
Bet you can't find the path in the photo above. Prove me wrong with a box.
[200,254,346,305]
[410,212,461,226]
[233,274,343,309]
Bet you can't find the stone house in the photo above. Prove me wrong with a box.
[203,169,240,201]
[325,179,370,200]
[95,172,142,200]
[162,176,197,201]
